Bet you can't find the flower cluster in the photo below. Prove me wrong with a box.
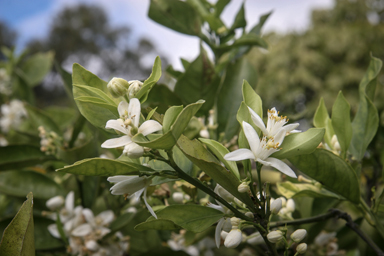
[224,107,299,178]
[0,99,27,133]
[45,192,129,255]
[38,126,62,155]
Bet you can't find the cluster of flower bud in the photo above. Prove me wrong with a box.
[272,197,295,219]
[38,126,61,155]
[0,99,27,133]
[44,192,129,255]
[107,77,143,99]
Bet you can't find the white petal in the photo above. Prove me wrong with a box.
[82,208,95,225]
[128,98,141,127]
[65,191,74,213]
[118,101,129,117]
[48,224,61,239]
[101,136,132,148]
[97,226,111,237]
[274,129,287,146]
[96,210,115,225]
[242,121,260,155]
[224,148,255,161]
[110,176,147,195]
[262,157,297,178]
[248,107,267,134]
[207,203,225,213]
[143,188,157,219]
[107,175,135,183]
[105,119,127,134]
[215,218,225,248]
[283,123,300,133]
[138,120,162,136]
[71,223,93,237]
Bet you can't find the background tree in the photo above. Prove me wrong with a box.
[0,21,17,60]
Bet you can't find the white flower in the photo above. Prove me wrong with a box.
[101,99,162,156]
[46,195,64,211]
[0,99,27,133]
[270,198,282,215]
[207,203,232,248]
[224,121,297,178]
[224,229,242,248]
[82,209,114,238]
[107,175,157,218]
[248,107,300,138]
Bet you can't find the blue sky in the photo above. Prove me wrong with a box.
[0,0,333,70]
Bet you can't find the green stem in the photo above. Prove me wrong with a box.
[256,163,265,216]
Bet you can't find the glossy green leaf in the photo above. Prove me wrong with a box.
[331,91,352,158]
[21,51,54,87]
[177,135,254,207]
[57,135,99,164]
[135,218,181,231]
[173,145,193,176]
[288,148,360,203]
[0,170,64,199]
[174,48,220,115]
[163,106,183,133]
[133,100,204,149]
[214,0,231,17]
[57,158,155,176]
[277,181,342,200]
[135,56,162,103]
[25,104,61,134]
[242,80,262,118]
[0,145,55,171]
[272,128,325,159]
[56,62,73,99]
[136,205,223,233]
[349,56,382,161]
[148,0,202,36]
[199,138,240,179]
[0,193,34,256]
[313,97,334,147]
[217,57,257,141]
[73,63,110,94]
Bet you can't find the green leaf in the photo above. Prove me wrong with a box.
[174,48,220,115]
[135,56,162,103]
[34,216,64,250]
[217,57,258,141]
[163,106,183,133]
[72,63,110,95]
[135,218,181,231]
[249,11,273,36]
[313,97,334,147]
[230,3,246,30]
[331,91,352,158]
[217,34,268,52]
[276,181,342,200]
[20,51,54,87]
[148,0,202,36]
[135,205,223,233]
[57,158,155,176]
[0,193,34,256]
[349,56,382,160]
[199,138,240,179]
[25,104,61,134]
[288,149,360,203]
[0,170,64,199]
[133,100,205,149]
[272,128,325,159]
[177,135,254,207]
[242,80,262,118]
[55,62,73,99]
[214,0,231,17]
[186,0,224,31]
[0,145,55,171]
[237,101,261,134]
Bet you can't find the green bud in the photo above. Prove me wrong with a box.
[128,80,143,99]
[107,77,130,98]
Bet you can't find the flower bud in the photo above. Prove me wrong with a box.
[215,184,234,202]
[46,196,64,211]
[199,129,209,139]
[296,243,307,254]
[127,80,143,99]
[286,199,295,212]
[230,217,241,228]
[107,77,130,98]
[172,192,184,203]
[85,240,100,251]
[123,143,144,158]
[222,218,232,232]
[270,198,282,215]
[291,229,307,243]
[333,141,341,152]
[280,197,287,207]
[267,230,283,243]
[224,229,242,248]
[245,212,253,218]
[331,135,338,147]
[238,182,250,193]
